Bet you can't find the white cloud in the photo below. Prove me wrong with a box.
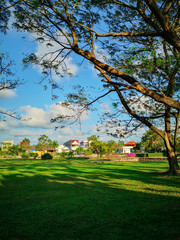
[20,105,51,128]
[18,102,89,129]
[0,89,17,99]
[31,32,78,81]
[0,121,8,131]
[60,127,73,136]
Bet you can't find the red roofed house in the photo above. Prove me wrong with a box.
[122,141,136,153]
[64,140,80,151]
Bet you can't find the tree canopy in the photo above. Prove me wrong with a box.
[4,0,180,174]
[36,134,58,151]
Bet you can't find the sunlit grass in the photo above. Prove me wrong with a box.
[0,158,180,240]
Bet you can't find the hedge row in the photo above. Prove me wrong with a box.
[135,152,166,157]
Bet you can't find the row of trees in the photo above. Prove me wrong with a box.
[0,135,59,156]
[1,0,180,174]
[1,131,180,157]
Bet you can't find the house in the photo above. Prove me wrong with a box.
[122,141,136,154]
[64,140,80,151]
[80,140,89,149]
[1,140,14,151]
[56,145,69,153]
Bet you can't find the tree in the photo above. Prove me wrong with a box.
[36,134,52,151]
[9,0,180,174]
[21,138,30,143]
[8,144,24,156]
[36,135,58,151]
[20,138,31,151]
[106,140,117,154]
[88,135,107,158]
[0,52,23,120]
[141,129,165,152]
[76,147,84,154]
[50,140,59,150]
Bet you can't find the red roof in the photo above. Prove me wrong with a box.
[70,140,79,144]
[27,147,37,151]
[125,141,136,147]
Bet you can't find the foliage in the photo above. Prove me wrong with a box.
[21,138,30,143]
[76,147,84,154]
[0,2,23,119]
[106,140,117,154]
[135,153,148,157]
[29,152,38,159]
[21,153,29,159]
[41,152,53,160]
[141,129,165,152]
[84,148,93,156]
[148,152,166,158]
[125,153,136,157]
[36,135,58,151]
[61,151,68,157]
[8,144,24,156]
[68,151,74,157]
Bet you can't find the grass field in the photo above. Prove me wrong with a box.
[0,158,180,240]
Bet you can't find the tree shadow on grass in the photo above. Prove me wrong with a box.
[0,160,179,240]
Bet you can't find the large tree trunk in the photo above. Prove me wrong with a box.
[167,151,179,175]
[164,136,180,175]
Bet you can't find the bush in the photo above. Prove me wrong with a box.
[68,151,74,157]
[41,153,53,160]
[84,149,93,155]
[125,153,136,157]
[136,153,148,157]
[29,152,39,159]
[61,151,68,157]
[21,153,29,159]
[147,152,165,157]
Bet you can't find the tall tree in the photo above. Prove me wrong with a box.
[36,135,58,151]
[9,0,180,174]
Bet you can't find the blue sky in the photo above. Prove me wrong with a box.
[0,26,143,146]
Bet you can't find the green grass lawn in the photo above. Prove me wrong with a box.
[0,158,179,240]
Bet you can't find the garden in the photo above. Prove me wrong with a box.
[0,158,179,240]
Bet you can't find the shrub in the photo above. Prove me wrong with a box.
[125,153,136,157]
[68,151,74,157]
[84,149,93,155]
[29,152,38,159]
[107,154,122,158]
[147,152,165,157]
[136,153,148,157]
[41,153,53,160]
[61,151,68,157]
[21,153,30,159]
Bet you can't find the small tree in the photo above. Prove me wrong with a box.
[76,147,84,155]
[8,144,24,156]
[61,151,67,158]
[68,151,74,158]
[41,153,53,160]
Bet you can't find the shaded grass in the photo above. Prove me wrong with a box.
[0,159,180,240]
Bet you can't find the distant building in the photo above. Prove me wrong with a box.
[64,140,80,151]
[56,145,69,153]
[80,140,89,149]
[122,141,136,154]
[1,140,14,151]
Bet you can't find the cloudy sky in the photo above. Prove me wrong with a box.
[0,24,144,146]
